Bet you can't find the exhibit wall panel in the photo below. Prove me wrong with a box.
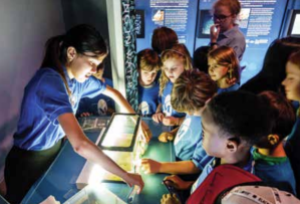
[135,0,199,55]
[61,0,113,80]
[195,0,288,84]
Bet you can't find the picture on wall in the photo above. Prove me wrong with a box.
[135,9,145,38]
[197,10,214,38]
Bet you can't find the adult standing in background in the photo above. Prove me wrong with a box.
[210,0,246,61]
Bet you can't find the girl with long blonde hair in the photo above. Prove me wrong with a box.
[152,43,192,126]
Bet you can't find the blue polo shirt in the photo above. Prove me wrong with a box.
[77,78,114,116]
[138,81,160,116]
[14,67,106,151]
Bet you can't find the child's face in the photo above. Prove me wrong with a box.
[163,58,185,83]
[201,108,229,157]
[139,68,158,86]
[208,58,229,82]
[68,51,105,83]
[282,62,300,101]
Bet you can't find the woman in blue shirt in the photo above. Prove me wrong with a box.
[4,24,147,203]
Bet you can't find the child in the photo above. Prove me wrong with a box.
[254,91,296,195]
[282,50,300,197]
[208,46,240,94]
[4,24,147,203]
[152,43,192,126]
[161,91,271,203]
[210,0,245,61]
[151,26,178,55]
[137,49,161,116]
[77,62,115,117]
[141,69,217,175]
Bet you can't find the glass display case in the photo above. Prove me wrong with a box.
[76,113,147,189]
[77,117,108,131]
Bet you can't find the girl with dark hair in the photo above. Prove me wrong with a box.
[4,24,146,203]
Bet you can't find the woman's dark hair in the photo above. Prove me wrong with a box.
[240,37,300,94]
[40,24,108,95]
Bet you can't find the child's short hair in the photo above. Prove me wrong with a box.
[159,43,193,95]
[213,0,241,16]
[208,46,240,82]
[289,50,300,69]
[151,26,178,54]
[257,91,295,146]
[171,69,218,113]
[137,49,161,72]
[205,91,271,146]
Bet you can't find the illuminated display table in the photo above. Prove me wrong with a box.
[22,117,175,204]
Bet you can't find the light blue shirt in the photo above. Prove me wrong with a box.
[14,67,106,150]
[174,115,212,170]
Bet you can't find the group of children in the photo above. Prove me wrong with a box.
[71,24,300,203]
[5,1,300,203]
[147,50,300,203]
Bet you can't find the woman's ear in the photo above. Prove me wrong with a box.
[67,47,77,63]
[268,134,279,146]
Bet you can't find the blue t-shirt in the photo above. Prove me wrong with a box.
[138,82,159,116]
[191,155,253,194]
[161,81,185,118]
[217,83,239,94]
[77,78,115,116]
[174,115,211,170]
[253,150,296,195]
[286,116,300,196]
[14,67,106,151]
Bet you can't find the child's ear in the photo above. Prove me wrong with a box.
[226,140,238,153]
[268,134,279,146]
